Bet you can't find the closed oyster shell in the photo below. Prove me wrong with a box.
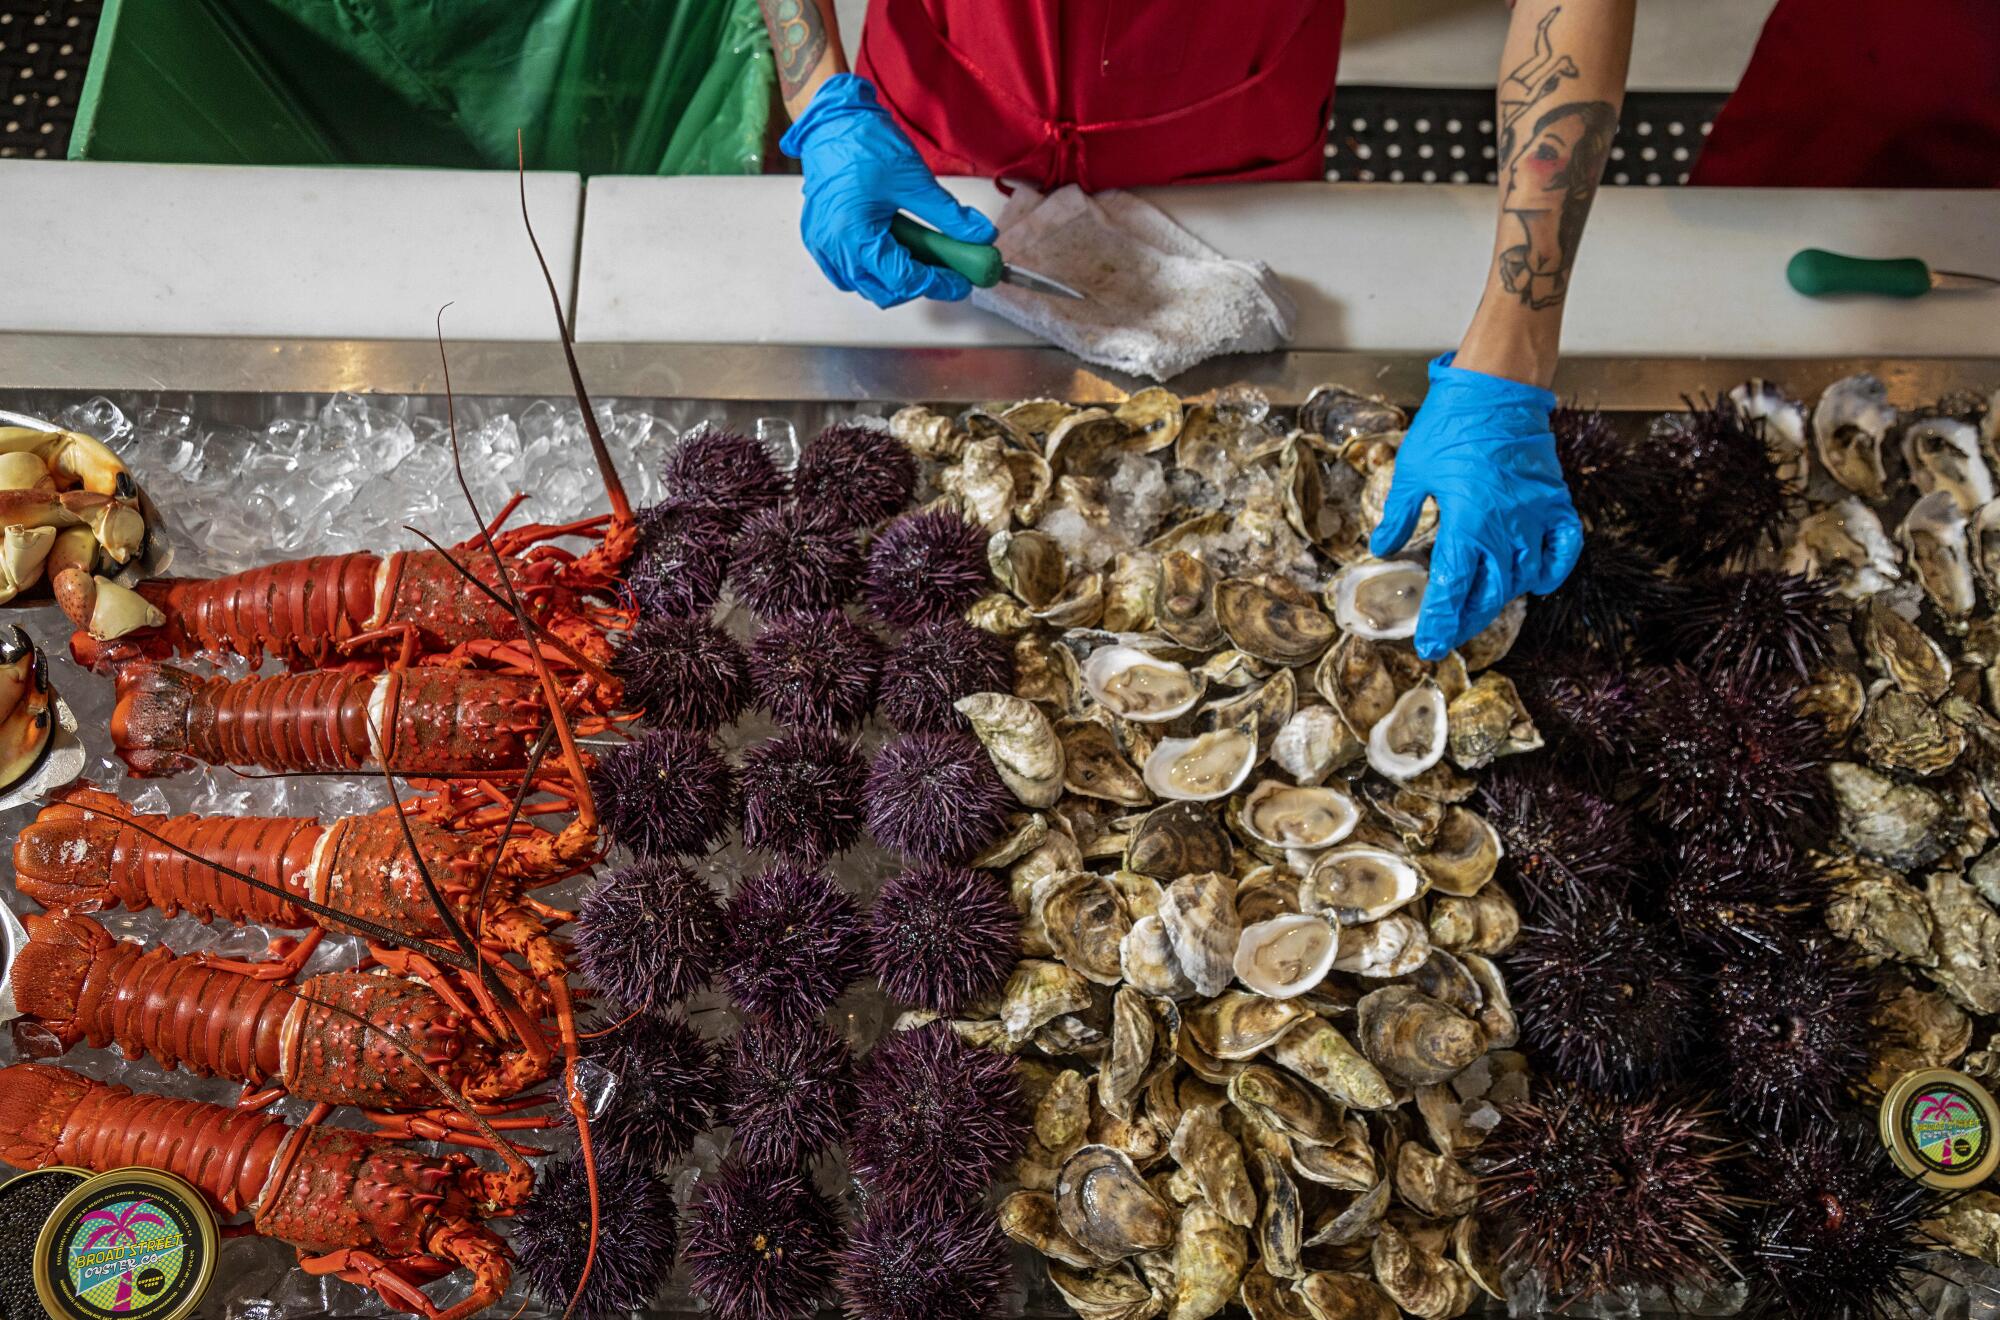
[1394,1141,1478,1218]
[1061,714,1154,806]
[1156,550,1224,650]
[958,691,1066,807]
[1003,958,1095,1041]
[1862,598,1950,700]
[1272,706,1363,786]
[1316,634,1399,738]
[1445,673,1541,770]
[1168,1198,1250,1320]
[1044,870,1135,985]
[1127,801,1236,880]
[1415,807,1501,896]
[1296,1271,1398,1320]
[1799,666,1868,742]
[1233,914,1340,1000]
[1856,687,1965,777]
[1928,870,2000,1016]
[1124,914,1197,998]
[1367,681,1448,781]
[1292,1120,1378,1190]
[1328,560,1427,640]
[1830,761,1959,870]
[1217,577,1337,666]
[1826,852,1937,967]
[1463,953,1519,1049]
[1458,597,1526,672]
[1145,728,1258,803]
[999,1189,1102,1269]
[1332,913,1434,977]
[1303,1179,1392,1249]
[1357,986,1485,1087]
[1100,987,1155,1120]
[1046,1260,1160,1320]
[1169,1106,1258,1229]
[1038,1068,1094,1156]
[891,404,961,459]
[1086,645,1204,723]
[1267,1017,1397,1110]
[1198,669,1297,762]
[1371,1222,1474,1320]
[1104,552,1161,633]
[1427,888,1520,955]
[1186,990,1314,1061]
[1235,868,1303,927]
[1161,872,1243,998]
[1228,1063,1344,1145]
[1057,1145,1181,1261]
[1250,1150,1305,1281]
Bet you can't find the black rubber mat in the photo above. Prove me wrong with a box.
[0,0,100,158]
[1329,86,1732,185]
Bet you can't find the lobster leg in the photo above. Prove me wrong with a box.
[301,1249,461,1320]
[197,927,324,981]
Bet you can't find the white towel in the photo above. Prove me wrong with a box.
[971,186,1296,383]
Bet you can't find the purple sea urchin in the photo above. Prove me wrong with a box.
[583,1009,725,1168]
[630,503,736,620]
[683,1159,840,1320]
[731,504,864,617]
[662,427,788,519]
[868,865,1020,1014]
[1654,568,1839,683]
[1507,897,1702,1097]
[792,423,917,531]
[1478,763,1641,913]
[1483,1088,1736,1303]
[1661,835,1822,954]
[864,731,1013,864]
[591,728,736,859]
[725,1018,856,1169]
[515,1151,677,1320]
[1516,534,1679,660]
[862,509,990,629]
[738,729,868,865]
[877,617,1014,733]
[747,611,884,733]
[1512,652,1642,780]
[721,863,867,1026]
[1630,663,1832,855]
[836,1199,1011,1320]
[1630,399,1794,572]
[1711,940,1875,1131]
[1552,405,1661,530]
[574,858,723,1009]
[848,1021,1025,1212]
[614,615,752,733]
[1743,1121,1943,1320]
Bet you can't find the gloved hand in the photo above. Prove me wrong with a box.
[779,73,997,309]
[1371,353,1584,660]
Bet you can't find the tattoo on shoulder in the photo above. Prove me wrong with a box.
[1494,9,1616,310]
[762,0,828,101]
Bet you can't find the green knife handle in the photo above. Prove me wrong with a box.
[1787,248,1933,298]
[890,214,1004,289]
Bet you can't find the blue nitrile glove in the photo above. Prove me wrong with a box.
[1371,353,1584,661]
[779,73,997,309]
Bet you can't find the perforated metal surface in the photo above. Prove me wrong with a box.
[1327,86,1731,185]
[0,0,98,158]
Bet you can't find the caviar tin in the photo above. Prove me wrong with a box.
[34,1168,217,1320]
[1880,1067,2000,1190]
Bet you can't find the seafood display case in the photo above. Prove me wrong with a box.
[0,342,1995,1320]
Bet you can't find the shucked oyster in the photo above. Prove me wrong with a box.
[1302,846,1425,925]
[1730,378,1809,491]
[1900,490,1977,619]
[1328,560,1426,640]
[1813,372,1898,501]
[1085,644,1204,723]
[1145,728,1258,803]
[1787,497,1902,599]
[1367,680,1448,781]
[1905,418,1995,513]
[1234,779,1361,852]
[1233,914,1339,999]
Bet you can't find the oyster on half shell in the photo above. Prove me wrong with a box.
[1085,644,1204,723]
[1328,560,1426,640]
[1233,914,1340,999]
[1813,372,1898,502]
[1900,489,1977,619]
[1235,779,1361,852]
[1905,417,1995,513]
[1302,846,1425,925]
[1787,497,1902,599]
[1144,728,1259,803]
[1367,681,1448,781]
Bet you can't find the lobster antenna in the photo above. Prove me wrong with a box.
[471,721,558,952]
[516,130,630,523]
[375,757,502,997]
[441,298,604,1320]
[67,803,477,972]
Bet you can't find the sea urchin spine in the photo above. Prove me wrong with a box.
[613,615,752,733]
[683,1159,840,1320]
[792,422,917,531]
[864,730,1013,865]
[836,1199,1011,1320]
[513,1151,678,1320]
[574,858,724,1009]
[748,611,884,733]
[737,728,868,865]
[877,616,1015,734]
[731,503,865,617]
[662,426,789,520]
[847,1021,1025,1213]
[629,502,737,620]
[862,508,990,629]
[721,863,868,1026]
[726,1017,856,1169]
[590,728,737,859]
[582,1009,725,1169]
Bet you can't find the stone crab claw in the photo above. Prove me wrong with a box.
[0,625,53,792]
[0,425,134,497]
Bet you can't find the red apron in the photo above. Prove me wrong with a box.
[1693,0,2000,187]
[854,0,1345,190]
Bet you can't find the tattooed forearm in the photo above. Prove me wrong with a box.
[1491,6,1621,311]
[761,0,830,104]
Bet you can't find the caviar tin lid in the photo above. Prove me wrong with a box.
[34,1168,217,1320]
[1880,1067,2000,1189]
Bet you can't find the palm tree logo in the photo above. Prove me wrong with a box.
[79,1201,166,1312]
[1915,1090,1978,1167]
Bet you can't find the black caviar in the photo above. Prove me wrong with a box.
[0,1170,83,1320]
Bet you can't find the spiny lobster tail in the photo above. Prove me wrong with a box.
[7,911,107,1032]
[0,1061,94,1169]
[106,660,197,777]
